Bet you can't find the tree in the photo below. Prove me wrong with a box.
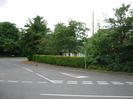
[37,33,58,55]
[0,22,20,56]
[86,4,133,71]
[21,16,49,60]
[106,4,133,65]
[66,20,88,55]
[52,23,68,55]
[53,20,88,56]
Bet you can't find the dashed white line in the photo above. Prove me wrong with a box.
[67,81,78,84]
[1,79,133,86]
[51,80,63,84]
[8,80,18,83]
[22,81,33,83]
[0,80,4,82]
[97,81,109,85]
[111,81,124,85]
[82,81,93,85]
[126,82,133,85]
[37,81,48,84]
[23,67,33,73]
[40,94,133,98]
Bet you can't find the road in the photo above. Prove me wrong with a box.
[0,58,133,99]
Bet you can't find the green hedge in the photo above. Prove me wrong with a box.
[32,55,85,68]
[32,55,133,73]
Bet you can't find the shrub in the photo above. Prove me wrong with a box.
[32,55,85,68]
[32,55,133,73]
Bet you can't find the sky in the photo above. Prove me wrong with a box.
[0,0,132,36]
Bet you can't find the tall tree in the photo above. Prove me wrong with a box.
[107,4,133,64]
[86,4,133,70]
[21,16,49,60]
[66,20,88,55]
[0,22,20,56]
[53,23,67,55]
[53,20,88,56]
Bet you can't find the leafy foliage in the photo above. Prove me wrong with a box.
[52,20,88,55]
[21,16,49,60]
[32,55,85,68]
[0,22,20,56]
[0,4,133,72]
[86,4,133,72]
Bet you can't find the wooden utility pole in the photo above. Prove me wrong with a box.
[92,11,94,35]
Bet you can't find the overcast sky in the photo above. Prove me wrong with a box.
[0,0,132,36]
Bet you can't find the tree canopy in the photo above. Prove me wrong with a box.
[52,20,88,56]
[21,15,50,60]
[0,4,133,72]
[0,22,20,56]
[85,4,133,72]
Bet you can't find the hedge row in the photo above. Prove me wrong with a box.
[32,55,133,73]
[32,55,85,68]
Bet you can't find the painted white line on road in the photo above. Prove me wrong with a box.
[8,80,18,83]
[35,73,54,83]
[76,76,88,78]
[22,81,33,83]
[40,94,133,98]
[61,72,88,78]
[0,80,4,82]
[126,82,133,85]
[51,80,63,84]
[67,81,78,84]
[61,72,77,78]
[82,81,93,85]
[97,81,109,85]
[37,81,48,84]
[23,67,33,73]
[111,81,124,85]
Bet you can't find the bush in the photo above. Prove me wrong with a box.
[32,55,133,73]
[32,55,85,68]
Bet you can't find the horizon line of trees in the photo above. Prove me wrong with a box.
[0,4,133,70]
[0,16,89,59]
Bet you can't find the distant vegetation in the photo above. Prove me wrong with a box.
[85,4,133,72]
[0,22,20,56]
[33,55,85,68]
[0,4,133,72]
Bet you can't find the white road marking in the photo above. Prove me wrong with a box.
[51,80,63,84]
[0,80,4,82]
[111,81,124,85]
[76,76,88,78]
[8,80,18,83]
[40,94,133,98]
[37,81,48,84]
[82,81,93,85]
[22,81,33,83]
[97,81,109,85]
[67,81,78,84]
[61,72,78,78]
[1,79,133,86]
[35,73,54,83]
[126,82,133,85]
[61,72,88,78]
[23,67,33,73]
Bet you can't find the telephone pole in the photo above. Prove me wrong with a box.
[92,11,94,35]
